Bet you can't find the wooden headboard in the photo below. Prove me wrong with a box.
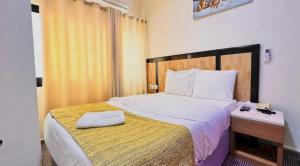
[146,44,260,102]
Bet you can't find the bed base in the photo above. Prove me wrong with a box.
[198,129,229,166]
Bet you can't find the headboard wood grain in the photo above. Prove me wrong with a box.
[146,44,260,102]
[157,57,216,92]
[221,53,252,101]
[147,63,157,92]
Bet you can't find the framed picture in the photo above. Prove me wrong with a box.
[193,0,253,20]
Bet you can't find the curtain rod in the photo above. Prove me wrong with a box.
[122,14,147,23]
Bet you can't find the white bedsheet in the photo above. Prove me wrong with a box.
[44,93,237,166]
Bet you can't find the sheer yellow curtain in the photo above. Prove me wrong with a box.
[115,14,148,97]
[39,0,113,118]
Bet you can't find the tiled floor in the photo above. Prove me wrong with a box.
[42,143,300,166]
[42,143,57,166]
[223,151,300,166]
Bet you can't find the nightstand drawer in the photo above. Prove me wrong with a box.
[231,117,284,144]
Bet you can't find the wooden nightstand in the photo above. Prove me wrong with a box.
[230,104,285,166]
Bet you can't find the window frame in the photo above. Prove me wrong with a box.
[31,4,43,87]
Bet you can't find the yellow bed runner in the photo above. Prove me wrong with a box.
[50,102,194,166]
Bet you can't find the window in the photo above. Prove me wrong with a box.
[31,4,43,87]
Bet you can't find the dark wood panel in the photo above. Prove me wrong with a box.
[147,44,260,63]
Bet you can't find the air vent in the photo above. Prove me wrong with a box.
[86,0,130,13]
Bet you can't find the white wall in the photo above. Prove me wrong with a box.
[143,0,300,151]
[0,0,41,165]
[128,0,143,18]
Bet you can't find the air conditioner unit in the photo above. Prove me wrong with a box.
[86,0,130,13]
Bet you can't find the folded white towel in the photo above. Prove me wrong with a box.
[76,111,125,129]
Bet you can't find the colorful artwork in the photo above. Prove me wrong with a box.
[193,0,253,19]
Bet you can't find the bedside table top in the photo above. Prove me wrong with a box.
[231,102,284,126]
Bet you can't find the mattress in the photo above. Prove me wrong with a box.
[44,93,237,166]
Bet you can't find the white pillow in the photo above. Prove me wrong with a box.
[165,69,195,96]
[192,70,237,101]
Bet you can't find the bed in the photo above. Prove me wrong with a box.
[45,44,260,166]
[45,93,237,165]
